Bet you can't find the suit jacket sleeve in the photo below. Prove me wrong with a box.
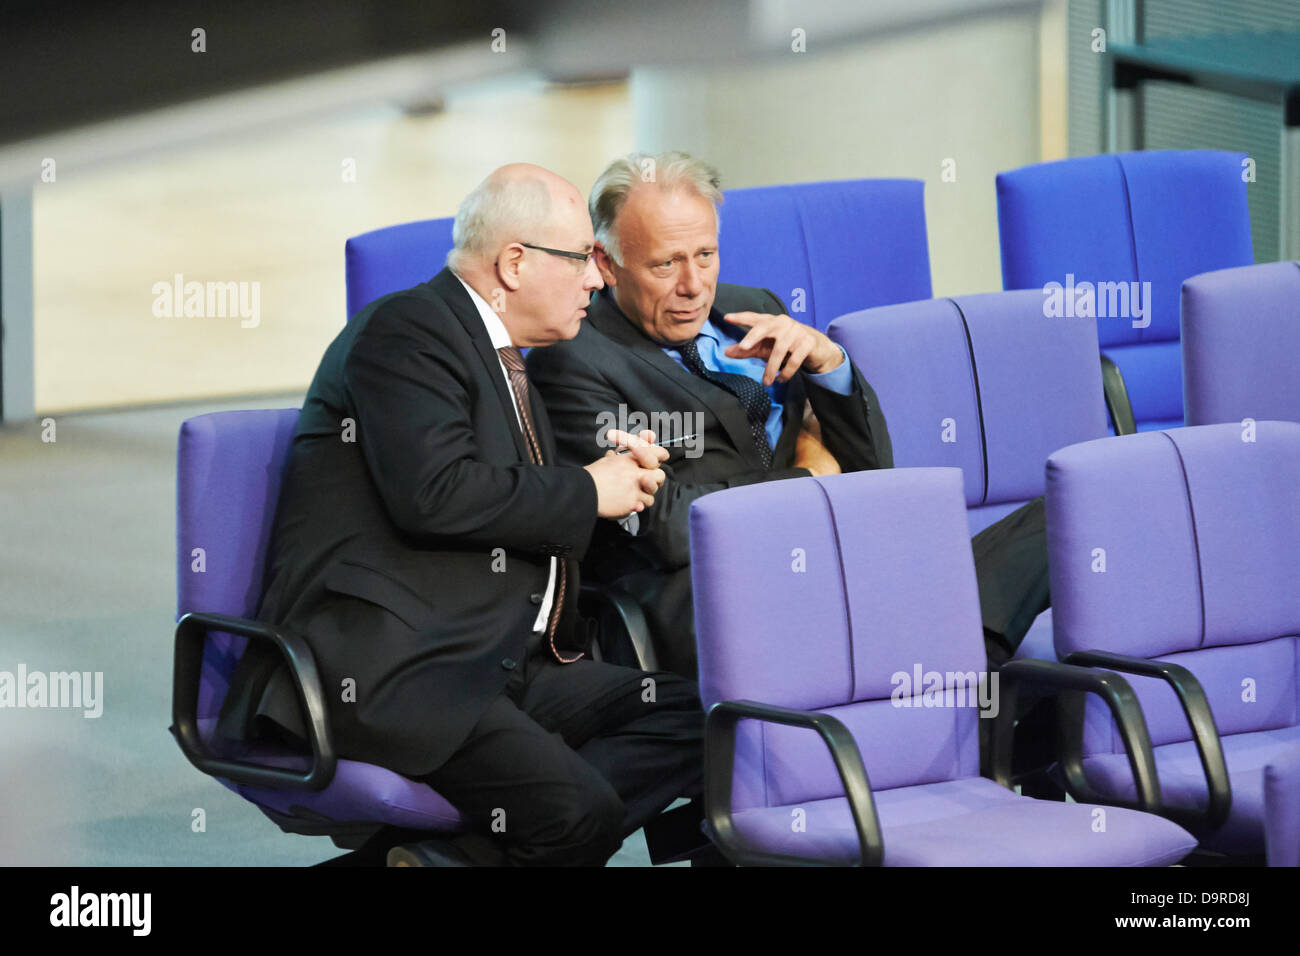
[749,287,893,475]
[802,357,895,474]
[343,296,598,557]
[529,331,809,572]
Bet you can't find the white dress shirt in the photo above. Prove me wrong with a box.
[455,274,556,634]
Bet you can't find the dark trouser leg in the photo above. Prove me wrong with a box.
[515,659,704,839]
[420,658,703,864]
[418,692,626,866]
[972,497,1057,780]
[972,496,1051,658]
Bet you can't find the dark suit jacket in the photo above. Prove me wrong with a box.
[526,283,891,671]
[217,268,598,778]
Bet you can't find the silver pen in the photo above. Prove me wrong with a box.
[616,434,697,453]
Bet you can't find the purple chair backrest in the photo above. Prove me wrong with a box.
[718,179,932,331]
[1046,422,1300,757]
[344,180,933,332]
[998,150,1253,431]
[1183,261,1300,427]
[690,467,985,811]
[829,290,1109,534]
[345,217,456,318]
[176,409,300,719]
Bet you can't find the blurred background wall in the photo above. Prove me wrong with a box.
[2,0,1067,414]
[634,2,1063,300]
[1,0,1294,415]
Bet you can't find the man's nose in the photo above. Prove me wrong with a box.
[583,255,604,291]
[677,260,704,298]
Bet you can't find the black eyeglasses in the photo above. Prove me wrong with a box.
[520,242,592,263]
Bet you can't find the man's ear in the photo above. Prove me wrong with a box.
[495,243,525,292]
[593,244,618,288]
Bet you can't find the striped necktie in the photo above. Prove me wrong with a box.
[497,346,580,663]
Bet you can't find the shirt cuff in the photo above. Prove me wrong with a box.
[806,345,853,396]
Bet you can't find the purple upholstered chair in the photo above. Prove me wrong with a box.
[171,409,464,850]
[1046,421,1300,863]
[342,179,932,332]
[689,467,1196,865]
[997,150,1254,435]
[717,179,932,330]
[827,290,1111,661]
[1182,260,1300,427]
[345,217,455,319]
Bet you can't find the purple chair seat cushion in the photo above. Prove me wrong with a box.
[225,762,465,832]
[1082,724,1300,856]
[732,775,1195,866]
[1264,748,1300,866]
[198,718,464,832]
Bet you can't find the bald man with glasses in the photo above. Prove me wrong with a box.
[218,164,705,866]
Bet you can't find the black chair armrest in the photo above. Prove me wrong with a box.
[704,699,883,866]
[1065,649,1231,828]
[579,581,658,671]
[173,611,336,791]
[1100,354,1137,436]
[991,659,1161,813]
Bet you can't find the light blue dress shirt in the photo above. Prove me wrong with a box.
[662,316,854,450]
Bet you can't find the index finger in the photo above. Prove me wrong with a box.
[730,313,778,351]
[723,311,768,328]
[605,428,650,449]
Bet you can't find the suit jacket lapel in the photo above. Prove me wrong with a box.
[587,291,768,470]
[428,268,531,463]
[427,270,579,650]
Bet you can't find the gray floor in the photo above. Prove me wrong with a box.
[0,395,664,866]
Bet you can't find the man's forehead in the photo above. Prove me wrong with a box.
[556,187,584,208]
[627,224,717,258]
[620,187,716,243]
[551,197,595,242]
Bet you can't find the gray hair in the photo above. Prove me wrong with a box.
[446,172,553,271]
[589,151,723,266]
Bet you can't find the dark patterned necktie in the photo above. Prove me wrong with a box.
[497,346,580,664]
[675,337,773,468]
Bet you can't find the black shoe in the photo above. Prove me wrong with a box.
[386,837,476,867]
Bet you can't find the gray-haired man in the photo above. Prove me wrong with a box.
[528,151,1049,678]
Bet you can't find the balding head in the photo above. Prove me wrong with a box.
[447,163,603,347]
[588,152,724,344]
[447,163,586,272]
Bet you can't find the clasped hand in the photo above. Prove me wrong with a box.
[584,429,669,518]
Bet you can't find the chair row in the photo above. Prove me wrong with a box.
[691,422,1300,866]
[346,149,1259,436]
[171,264,1294,865]
[172,264,1289,868]
[168,153,1283,863]
[171,412,1300,865]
